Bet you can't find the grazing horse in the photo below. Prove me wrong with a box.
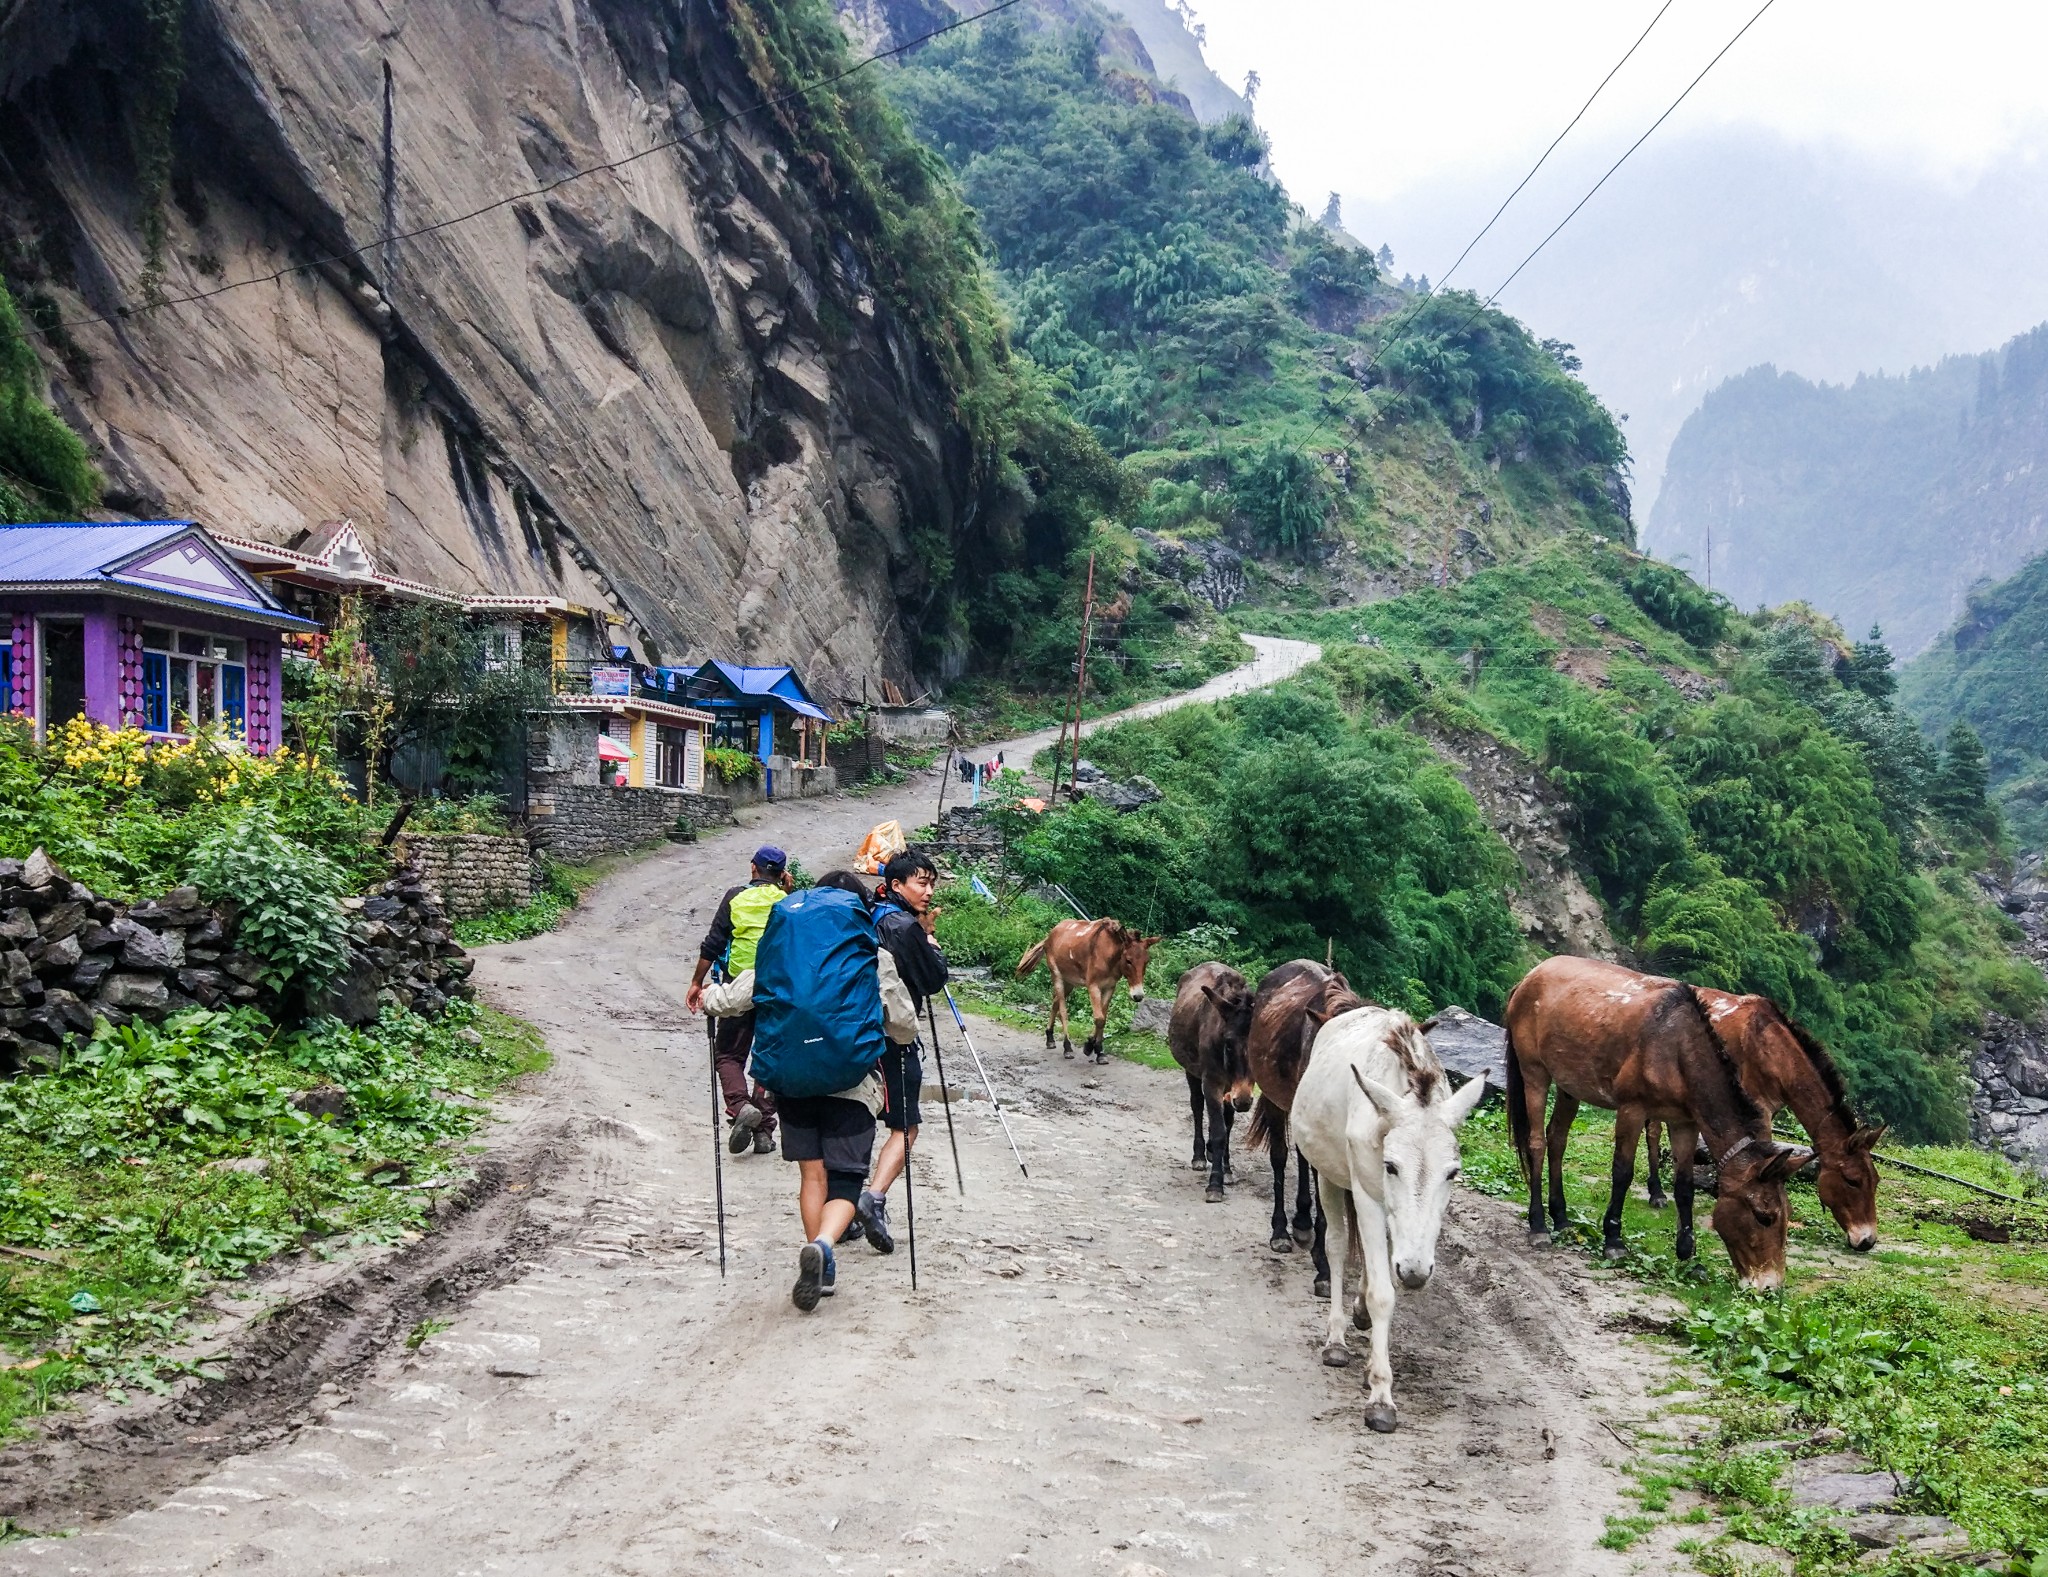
[1244,960,1370,1297]
[1292,1004,1488,1432]
[1504,956,1812,1289]
[1640,990,1883,1250]
[1015,919,1160,1063]
[1167,963,1256,1202]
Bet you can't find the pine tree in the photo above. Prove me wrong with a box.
[1931,721,1992,824]
[1839,624,1898,700]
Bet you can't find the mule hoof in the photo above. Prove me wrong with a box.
[1602,1240,1627,1261]
[1363,1401,1399,1434]
[1062,1047,1074,1060]
[1527,1230,1552,1248]
[1205,1185,1225,1204]
[1291,1224,1314,1246]
[1312,1277,1332,1300]
[1675,1234,1696,1261]
[1351,1301,1371,1331]
[1647,1196,1668,1211]
[1189,1157,1207,1171]
[1320,1343,1352,1368]
[1269,1235,1294,1255]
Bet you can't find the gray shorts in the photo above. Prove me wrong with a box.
[777,1094,876,1178]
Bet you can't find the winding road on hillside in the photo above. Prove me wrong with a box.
[1,634,1678,1576]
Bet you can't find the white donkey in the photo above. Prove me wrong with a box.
[1290,1004,1489,1433]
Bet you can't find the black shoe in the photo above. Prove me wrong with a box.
[856,1189,895,1255]
[729,1103,764,1155]
[753,1129,776,1155]
[793,1241,825,1312]
[840,1216,866,1245]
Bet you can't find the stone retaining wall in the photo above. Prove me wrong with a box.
[528,784,731,864]
[1970,855,2048,1171]
[399,833,533,919]
[0,847,473,1073]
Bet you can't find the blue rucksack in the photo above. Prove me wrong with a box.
[751,887,886,1099]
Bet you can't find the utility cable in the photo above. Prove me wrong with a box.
[1355,0,1680,385]
[26,0,1029,338]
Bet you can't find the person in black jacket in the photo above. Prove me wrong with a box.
[854,849,949,1252]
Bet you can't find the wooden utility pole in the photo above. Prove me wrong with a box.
[1066,552,1098,796]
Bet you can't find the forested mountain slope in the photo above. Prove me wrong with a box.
[1902,548,2048,848]
[1650,323,2048,656]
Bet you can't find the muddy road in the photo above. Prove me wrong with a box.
[1,637,1676,1574]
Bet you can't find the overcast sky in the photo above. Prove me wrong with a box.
[1185,0,2048,211]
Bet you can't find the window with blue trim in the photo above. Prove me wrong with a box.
[139,625,247,737]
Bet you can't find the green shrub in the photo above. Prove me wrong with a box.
[704,746,760,784]
[187,810,352,995]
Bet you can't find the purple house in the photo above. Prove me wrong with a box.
[0,521,315,753]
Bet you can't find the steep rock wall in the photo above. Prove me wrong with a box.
[0,0,971,692]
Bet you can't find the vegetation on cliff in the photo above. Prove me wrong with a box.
[0,283,98,525]
[1902,546,2048,848]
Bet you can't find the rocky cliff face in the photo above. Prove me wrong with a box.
[0,0,972,691]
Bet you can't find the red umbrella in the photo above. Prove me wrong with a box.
[596,734,634,763]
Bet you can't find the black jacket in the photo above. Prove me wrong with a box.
[874,898,948,1012]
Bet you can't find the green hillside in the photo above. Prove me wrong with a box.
[1901,548,2048,848]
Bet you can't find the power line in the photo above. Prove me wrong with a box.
[1352,0,1680,388]
[1311,0,1777,457]
[25,0,1029,338]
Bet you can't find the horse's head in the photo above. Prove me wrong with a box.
[1350,1045,1488,1290]
[1711,1140,1812,1291]
[1814,1123,1884,1253]
[1200,974,1257,1109]
[1121,931,1162,1001]
[1748,1004,1881,1251]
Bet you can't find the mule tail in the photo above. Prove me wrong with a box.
[1015,936,1049,979]
[1245,1093,1286,1151]
[1504,1024,1534,1185]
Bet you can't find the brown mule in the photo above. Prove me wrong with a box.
[1015,919,1160,1063]
[1167,963,1256,1202]
[1642,989,1884,1249]
[1503,956,1812,1289]
[1242,961,1370,1296]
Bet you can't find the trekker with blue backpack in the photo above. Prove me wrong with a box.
[752,871,917,1311]
[855,850,950,1255]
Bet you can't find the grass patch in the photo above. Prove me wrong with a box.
[451,856,617,948]
[1458,1096,2048,1570]
[0,999,547,1440]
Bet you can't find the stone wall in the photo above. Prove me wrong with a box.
[0,847,473,1073]
[399,833,534,919]
[529,784,729,864]
[1970,854,2048,1171]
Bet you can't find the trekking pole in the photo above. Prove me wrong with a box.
[941,987,1029,1178]
[903,1118,919,1292]
[926,1001,967,1195]
[707,1023,728,1279]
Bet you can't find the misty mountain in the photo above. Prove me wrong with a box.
[1652,324,2048,656]
[1343,127,2048,514]
[1107,0,1249,124]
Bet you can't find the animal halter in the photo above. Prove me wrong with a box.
[1714,1134,1756,1167]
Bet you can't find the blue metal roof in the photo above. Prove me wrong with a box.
[681,659,834,721]
[0,521,318,629]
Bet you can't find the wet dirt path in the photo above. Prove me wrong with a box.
[1,636,1676,1575]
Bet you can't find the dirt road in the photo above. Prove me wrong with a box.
[0,636,1676,1574]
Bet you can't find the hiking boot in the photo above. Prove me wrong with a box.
[820,1239,837,1297]
[753,1129,776,1155]
[855,1189,895,1255]
[839,1215,866,1245]
[728,1103,764,1155]
[793,1241,826,1312]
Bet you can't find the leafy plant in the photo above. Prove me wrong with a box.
[0,283,99,522]
[187,810,352,995]
[704,746,760,785]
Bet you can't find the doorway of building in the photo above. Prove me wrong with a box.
[40,620,85,735]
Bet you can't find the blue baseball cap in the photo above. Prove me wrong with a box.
[753,845,787,870]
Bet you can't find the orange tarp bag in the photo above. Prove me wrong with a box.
[856,819,908,874]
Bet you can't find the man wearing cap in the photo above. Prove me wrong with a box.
[686,845,792,1155]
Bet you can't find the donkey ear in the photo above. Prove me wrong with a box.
[1306,1005,1335,1029]
[1851,1123,1887,1152]
[1757,1144,1815,1183]
[1200,984,1223,1008]
[1417,1015,1442,1034]
[1349,1064,1407,1115]
[1442,1072,1489,1127]
[1143,935,1162,946]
